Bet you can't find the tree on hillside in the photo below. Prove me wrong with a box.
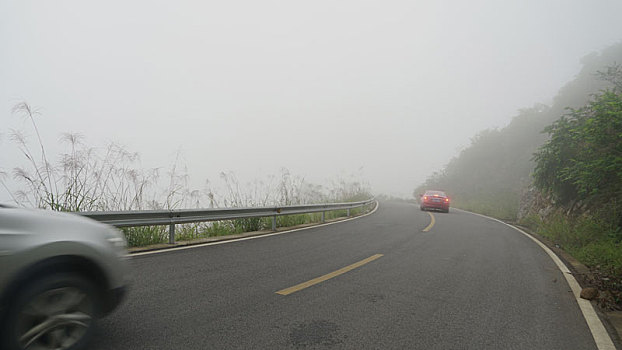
[413,43,622,220]
[533,88,622,210]
[596,63,622,92]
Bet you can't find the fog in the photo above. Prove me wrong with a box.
[2,0,622,201]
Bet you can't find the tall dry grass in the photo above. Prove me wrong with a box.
[1,103,372,246]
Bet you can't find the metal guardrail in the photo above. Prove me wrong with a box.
[78,199,376,244]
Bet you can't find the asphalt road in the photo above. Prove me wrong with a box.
[92,201,598,349]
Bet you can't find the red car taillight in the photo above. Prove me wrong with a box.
[445,198,450,202]
[423,196,428,201]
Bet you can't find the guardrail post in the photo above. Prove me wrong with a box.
[169,223,176,244]
[321,211,325,223]
[347,208,350,217]
[272,215,277,231]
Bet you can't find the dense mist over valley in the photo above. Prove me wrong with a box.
[2,0,622,202]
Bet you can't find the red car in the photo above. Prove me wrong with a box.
[419,190,450,213]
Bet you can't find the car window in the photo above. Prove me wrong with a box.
[425,191,446,197]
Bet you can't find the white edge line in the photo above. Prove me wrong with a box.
[129,201,380,257]
[453,208,616,350]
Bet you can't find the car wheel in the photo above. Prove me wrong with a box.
[420,206,425,211]
[2,273,99,350]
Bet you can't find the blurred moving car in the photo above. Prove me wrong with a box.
[419,190,450,213]
[0,204,130,350]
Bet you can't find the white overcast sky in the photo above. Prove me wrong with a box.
[1,0,622,200]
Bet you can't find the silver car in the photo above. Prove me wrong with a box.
[0,204,130,350]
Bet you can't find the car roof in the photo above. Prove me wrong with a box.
[424,190,447,196]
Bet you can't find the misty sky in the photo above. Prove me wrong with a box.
[2,0,622,200]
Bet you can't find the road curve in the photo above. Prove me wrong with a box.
[91,201,600,349]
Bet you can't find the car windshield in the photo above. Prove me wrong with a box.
[425,191,446,197]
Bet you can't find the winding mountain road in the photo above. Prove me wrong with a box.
[91,201,608,349]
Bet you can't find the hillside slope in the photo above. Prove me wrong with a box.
[415,42,622,220]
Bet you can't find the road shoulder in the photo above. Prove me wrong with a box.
[454,208,620,350]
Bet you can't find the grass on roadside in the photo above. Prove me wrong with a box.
[451,191,519,221]
[122,226,168,247]
[122,206,367,247]
[519,209,622,277]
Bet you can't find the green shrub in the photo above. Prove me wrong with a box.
[451,191,519,221]
[570,240,622,276]
[533,209,621,276]
[123,226,168,247]
[533,89,622,208]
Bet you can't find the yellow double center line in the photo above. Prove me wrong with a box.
[422,212,435,232]
[276,254,384,296]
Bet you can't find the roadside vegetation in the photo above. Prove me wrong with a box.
[529,68,621,283]
[414,42,622,308]
[1,105,371,247]
[121,207,367,248]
